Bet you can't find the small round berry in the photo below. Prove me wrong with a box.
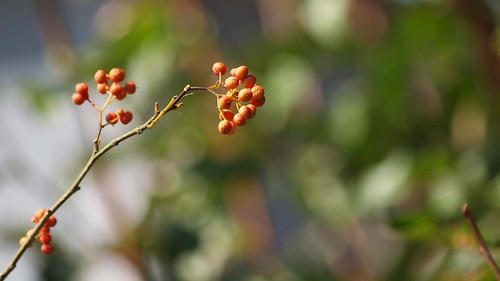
[218,120,235,135]
[72,93,86,105]
[246,104,257,119]
[241,75,256,88]
[124,81,136,94]
[212,62,227,76]
[97,83,108,94]
[233,113,247,126]
[32,209,46,223]
[109,68,125,83]
[218,96,233,110]
[119,110,133,124]
[237,88,253,103]
[218,109,234,121]
[224,76,239,90]
[110,83,124,96]
[238,105,252,119]
[41,244,54,255]
[45,216,57,227]
[94,69,108,84]
[75,83,89,95]
[233,66,249,81]
[19,236,32,248]
[39,233,52,245]
[251,96,266,107]
[251,85,265,100]
[105,112,119,125]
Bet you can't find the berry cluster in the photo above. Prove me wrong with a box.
[19,209,57,255]
[71,68,136,125]
[212,62,266,135]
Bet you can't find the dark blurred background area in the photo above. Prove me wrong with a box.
[1,0,500,280]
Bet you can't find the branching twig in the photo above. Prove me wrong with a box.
[0,84,210,281]
[462,202,500,280]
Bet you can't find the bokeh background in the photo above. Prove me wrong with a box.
[1,0,500,280]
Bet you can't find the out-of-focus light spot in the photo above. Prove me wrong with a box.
[451,102,486,151]
[299,0,349,48]
[94,1,135,40]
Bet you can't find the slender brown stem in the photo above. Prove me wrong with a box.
[0,84,211,281]
[462,202,500,280]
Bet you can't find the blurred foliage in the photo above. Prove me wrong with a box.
[7,0,500,280]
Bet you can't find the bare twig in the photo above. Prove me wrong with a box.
[462,202,500,280]
[0,85,211,281]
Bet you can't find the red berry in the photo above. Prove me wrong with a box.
[97,83,108,94]
[251,96,266,107]
[109,68,125,83]
[124,81,136,94]
[233,66,249,81]
[224,76,239,90]
[237,88,253,103]
[218,120,235,135]
[251,85,265,100]
[72,93,86,105]
[212,62,227,76]
[75,83,89,95]
[39,233,52,245]
[45,216,57,227]
[218,96,233,110]
[106,112,119,125]
[41,244,54,255]
[119,110,133,124]
[94,69,108,84]
[218,109,234,121]
[110,83,124,96]
[241,75,256,88]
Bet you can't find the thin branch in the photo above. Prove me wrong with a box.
[0,84,211,281]
[462,202,500,280]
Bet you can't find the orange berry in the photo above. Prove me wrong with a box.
[251,85,265,100]
[97,83,108,94]
[19,236,32,248]
[41,244,54,255]
[72,93,86,105]
[218,120,235,135]
[233,66,249,81]
[218,109,234,121]
[94,69,108,84]
[241,75,256,88]
[224,76,239,90]
[238,105,252,119]
[246,104,257,119]
[212,62,227,76]
[109,68,125,83]
[75,83,89,95]
[237,88,253,103]
[233,113,247,126]
[251,96,266,107]
[218,96,233,110]
[119,110,133,124]
[106,112,119,125]
[124,81,136,94]
[110,83,124,96]
[32,209,46,223]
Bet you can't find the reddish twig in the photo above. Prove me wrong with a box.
[462,202,500,280]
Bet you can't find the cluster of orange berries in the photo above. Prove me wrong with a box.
[212,62,266,135]
[71,68,136,125]
[19,209,57,255]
